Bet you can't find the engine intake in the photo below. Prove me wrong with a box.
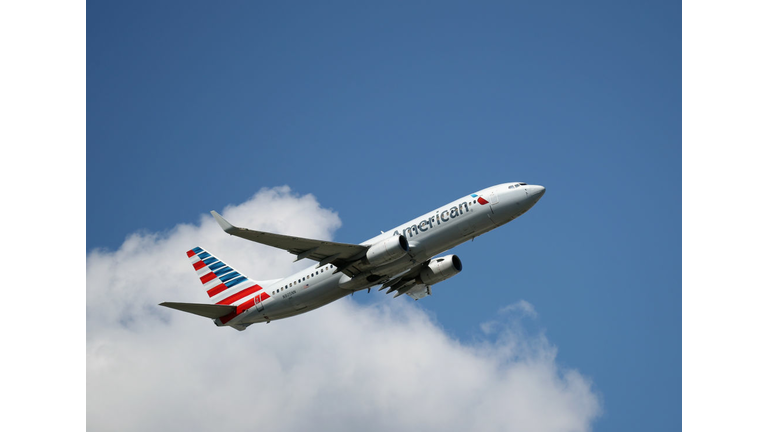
[419,255,463,285]
[364,235,410,267]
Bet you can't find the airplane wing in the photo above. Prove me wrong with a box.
[211,211,369,276]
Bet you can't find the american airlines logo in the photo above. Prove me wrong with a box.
[393,196,479,238]
[471,193,489,205]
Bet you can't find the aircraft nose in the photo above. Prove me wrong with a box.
[528,185,546,203]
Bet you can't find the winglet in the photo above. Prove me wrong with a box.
[211,210,236,234]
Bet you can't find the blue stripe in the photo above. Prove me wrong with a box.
[192,247,204,254]
[209,262,225,271]
[198,252,211,260]
[203,258,218,265]
[225,276,247,288]
[220,272,241,282]
[214,266,233,276]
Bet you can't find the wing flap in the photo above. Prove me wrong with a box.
[405,285,432,300]
[159,302,236,319]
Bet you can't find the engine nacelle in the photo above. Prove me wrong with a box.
[419,255,463,285]
[364,235,410,267]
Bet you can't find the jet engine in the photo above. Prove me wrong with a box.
[363,235,410,267]
[419,255,463,285]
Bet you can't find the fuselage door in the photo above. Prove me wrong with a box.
[488,190,499,205]
[483,190,502,225]
[255,294,264,312]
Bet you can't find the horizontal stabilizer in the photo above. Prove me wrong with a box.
[159,302,236,319]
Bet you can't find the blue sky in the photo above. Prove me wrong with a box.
[88,2,680,431]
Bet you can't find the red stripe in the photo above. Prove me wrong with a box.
[216,284,262,306]
[220,299,256,324]
[207,283,228,298]
[193,260,206,270]
[220,310,237,325]
[218,290,270,325]
[236,298,255,314]
[200,272,217,284]
[187,250,196,257]
[478,197,489,205]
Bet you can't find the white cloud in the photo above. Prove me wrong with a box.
[87,187,601,432]
[480,300,538,336]
[501,299,539,319]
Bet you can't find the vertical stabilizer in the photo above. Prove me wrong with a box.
[185,247,271,325]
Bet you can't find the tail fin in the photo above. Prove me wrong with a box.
[181,246,271,325]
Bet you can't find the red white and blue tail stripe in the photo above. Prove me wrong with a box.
[186,246,270,325]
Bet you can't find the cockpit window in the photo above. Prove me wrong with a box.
[519,183,527,185]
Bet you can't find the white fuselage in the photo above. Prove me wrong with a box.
[228,183,545,326]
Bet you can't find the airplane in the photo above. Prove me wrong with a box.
[160,182,545,331]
